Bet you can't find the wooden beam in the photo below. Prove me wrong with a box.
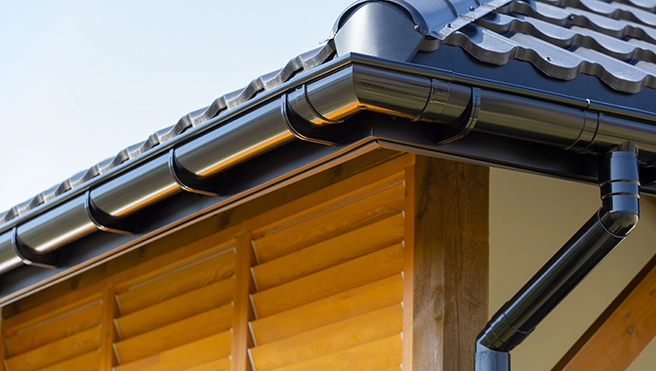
[232,231,255,371]
[408,156,489,371]
[99,286,117,370]
[553,252,656,371]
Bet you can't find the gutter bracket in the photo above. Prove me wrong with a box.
[283,91,341,146]
[11,228,58,268]
[436,87,480,144]
[85,191,138,235]
[168,148,223,197]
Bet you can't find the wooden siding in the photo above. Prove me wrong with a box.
[1,152,491,371]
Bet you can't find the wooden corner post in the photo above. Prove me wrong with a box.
[404,155,489,371]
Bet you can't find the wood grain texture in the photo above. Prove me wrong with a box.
[554,252,656,371]
[115,277,234,340]
[272,334,402,371]
[5,325,101,371]
[115,242,235,295]
[251,274,403,345]
[35,349,101,371]
[182,357,231,371]
[252,182,404,264]
[250,304,403,371]
[113,331,232,371]
[252,243,405,319]
[232,231,255,371]
[253,213,404,291]
[6,300,102,356]
[117,251,235,315]
[248,154,411,242]
[410,156,489,371]
[114,305,233,364]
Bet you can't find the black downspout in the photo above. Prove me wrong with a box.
[474,142,641,371]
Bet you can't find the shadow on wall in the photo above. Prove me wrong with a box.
[489,167,656,371]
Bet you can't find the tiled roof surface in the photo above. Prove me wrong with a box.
[441,0,656,93]
[0,44,336,227]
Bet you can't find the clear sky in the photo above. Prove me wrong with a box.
[0,0,355,212]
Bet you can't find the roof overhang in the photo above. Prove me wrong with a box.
[2,0,656,304]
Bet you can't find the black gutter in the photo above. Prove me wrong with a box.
[475,142,641,370]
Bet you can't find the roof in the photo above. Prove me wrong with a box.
[2,0,656,303]
[3,0,656,228]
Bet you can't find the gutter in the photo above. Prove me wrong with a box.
[1,53,656,300]
[475,142,640,370]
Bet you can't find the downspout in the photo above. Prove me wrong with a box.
[474,142,640,371]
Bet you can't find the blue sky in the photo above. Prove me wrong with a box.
[0,0,354,211]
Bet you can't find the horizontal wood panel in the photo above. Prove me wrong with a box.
[253,183,404,263]
[181,357,231,371]
[35,349,101,371]
[114,331,232,371]
[251,274,403,345]
[272,334,402,371]
[117,251,236,315]
[115,243,235,295]
[252,243,404,318]
[4,294,103,338]
[253,213,404,291]
[249,157,408,239]
[115,304,233,364]
[250,304,403,371]
[7,301,102,356]
[115,277,234,340]
[5,326,101,371]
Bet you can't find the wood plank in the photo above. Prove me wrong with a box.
[250,304,402,371]
[113,331,232,371]
[252,243,404,319]
[253,183,404,263]
[5,325,101,371]
[272,334,402,371]
[35,349,101,371]
[115,277,234,340]
[554,252,656,371]
[117,251,236,315]
[115,243,235,294]
[253,213,404,291]
[99,287,116,370]
[249,158,410,241]
[6,300,102,356]
[182,357,231,371]
[251,275,403,345]
[114,305,233,364]
[410,156,489,371]
[232,231,255,371]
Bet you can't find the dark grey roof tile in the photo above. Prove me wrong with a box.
[614,0,656,12]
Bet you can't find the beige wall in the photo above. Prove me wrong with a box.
[490,168,656,370]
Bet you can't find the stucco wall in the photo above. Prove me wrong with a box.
[490,167,656,370]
